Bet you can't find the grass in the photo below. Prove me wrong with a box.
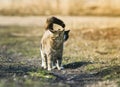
[0,26,42,58]
[0,0,120,16]
[0,25,120,86]
[67,27,120,76]
[28,69,55,79]
[0,26,59,87]
[65,27,120,86]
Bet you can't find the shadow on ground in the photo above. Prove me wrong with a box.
[63,61,92,69]
[0,58,119,87]
[0,64,37,78]
[95,65,120,79]
[50,61,101,87]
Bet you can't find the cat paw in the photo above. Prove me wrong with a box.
[48,68,52,71]
[58,66,64,70]
[41,66,47,70]
[52,66,57,69]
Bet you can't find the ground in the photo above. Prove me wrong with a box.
[0,16,120,87]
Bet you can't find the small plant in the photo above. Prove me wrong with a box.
[28,69,55,79]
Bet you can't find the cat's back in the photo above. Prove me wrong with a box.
[41,30,52,42]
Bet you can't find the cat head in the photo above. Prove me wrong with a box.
[48,29,70,42]
[64,30,70,41]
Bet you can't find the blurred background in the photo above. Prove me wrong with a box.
[0,0,120,16]
[0,0,120,87]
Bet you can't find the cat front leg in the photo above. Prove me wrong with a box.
[40,50,47,69]
[56,59,64,70]
[47,55,52,71]
[52,59,57,69]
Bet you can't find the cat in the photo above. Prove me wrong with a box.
[40,17,70,71]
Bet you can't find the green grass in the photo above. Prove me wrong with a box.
[0,26,42,58]
[28,69,55,79]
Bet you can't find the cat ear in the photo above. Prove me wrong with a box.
[65,30,70,33]
[64,30,70,41]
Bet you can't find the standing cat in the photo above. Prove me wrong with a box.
[40,17,70,70]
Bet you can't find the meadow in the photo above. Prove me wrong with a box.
[0,16,120,87]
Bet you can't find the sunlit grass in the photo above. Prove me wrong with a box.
[28,69,55,79]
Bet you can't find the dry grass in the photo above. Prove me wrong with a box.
[64,27,120,64]
[0,0,120,16]
[86,80,118,87]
